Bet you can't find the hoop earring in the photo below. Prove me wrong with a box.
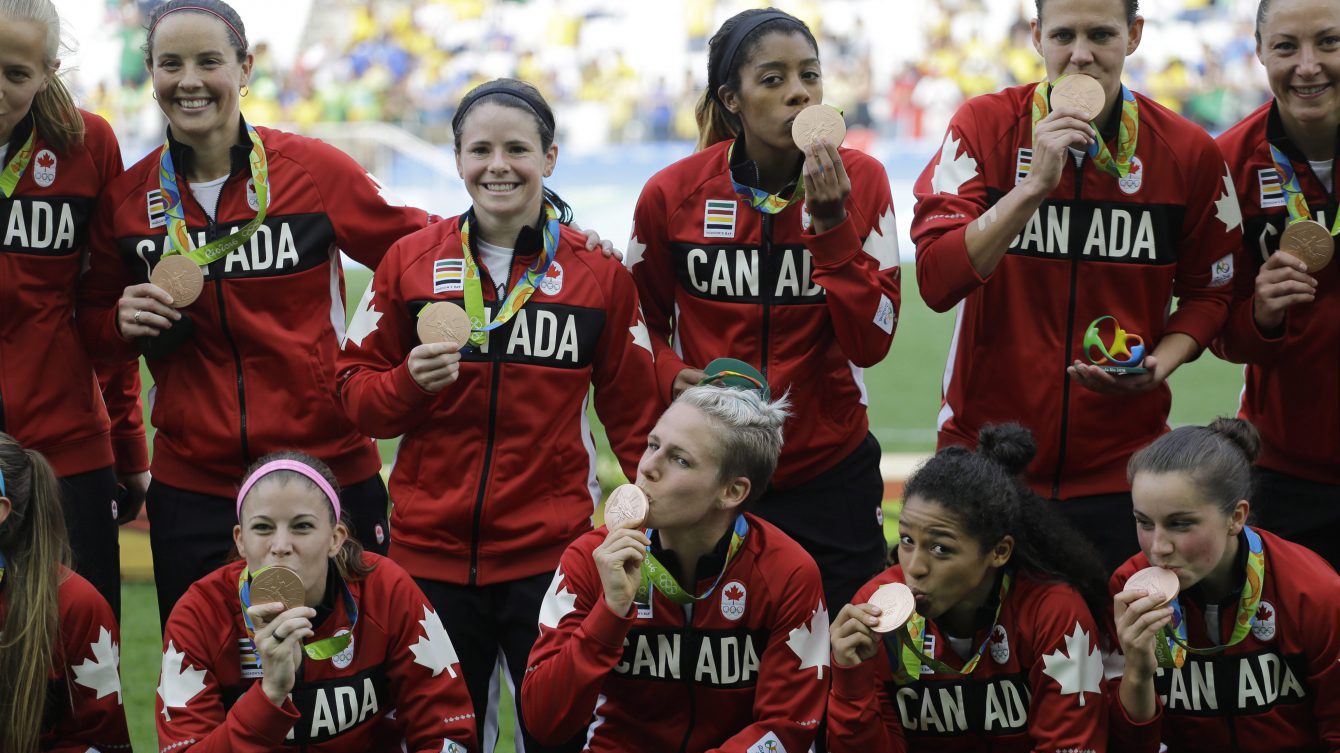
[152,91,159,100]
[240,85,250,98]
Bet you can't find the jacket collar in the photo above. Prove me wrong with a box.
[727,134,802,195]
[3,112,36,158]
[1266,99,1340,195]
[165,115,253,181]
[460,204,547,257]
[650,523,735,588]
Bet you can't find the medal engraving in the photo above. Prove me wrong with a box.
[792,105,847,150]
[150,255,204,308]
[1051,74,1106,122]
[1280,219,1335,273]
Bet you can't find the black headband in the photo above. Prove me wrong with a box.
[453,82,554,136]
[711,9,801,96]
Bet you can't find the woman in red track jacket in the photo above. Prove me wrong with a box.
[1212,0,1340,571]
[337,78,659,752]
[0,0,147,618]
[1109,419,1340,753]
[0,434,130,753]
[910,0,1240,574]
[77,0,434,625]
[827,425,1110,753]
[157,452,476,753]
[628,7,901,617]
[521,385,829,753]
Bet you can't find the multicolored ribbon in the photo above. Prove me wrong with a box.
[158,123,270,265]
[238,565,358,662]
[1032,79,1139,180]
[1268,143,1340,236]
[0,551,6,588]
[1153,526,1266,669]
[636,515,748,605]
[726,142,805,214]
[891,571,1013,684]
[0,128,36,198]
[460,201,560,347]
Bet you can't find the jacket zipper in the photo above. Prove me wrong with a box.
[676,604,697,753]
[1051,152,1086,499]
[759,214,774,380]
[467,249,510,585]
[192,174,252,464]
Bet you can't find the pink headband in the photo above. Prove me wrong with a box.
[150,6,246,50]
[236,459,341,521]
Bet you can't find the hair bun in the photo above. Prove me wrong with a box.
[1207,417,1261,463]
[977,423,1037,477]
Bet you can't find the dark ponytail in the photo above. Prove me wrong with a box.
[904,424,1109,623]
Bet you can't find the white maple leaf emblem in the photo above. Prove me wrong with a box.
[785,601,831,680]
[931,131,978,196]
[410,606,460,678]
[366,171,407,207]
[539,566,579,629]
[1041,622,1103,706]
[861,206,900,271]
[343,279,382,348]
[630,319,653,355]
[624,233,648,269]
[158,641,207,721]
[72,626,122,704]
[1215,164,1243,232]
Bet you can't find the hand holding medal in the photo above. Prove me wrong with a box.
[1113,566,1179,683]
[407,302,469,393]
[795,104,851,234]
[830,583,915,668]
[242,566,317,704]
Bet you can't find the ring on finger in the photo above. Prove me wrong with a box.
[133,310,143,324]
[275,631,286,641]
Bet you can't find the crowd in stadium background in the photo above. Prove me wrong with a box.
[70,0,1270,156]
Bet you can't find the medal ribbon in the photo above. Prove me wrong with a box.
[889,571,1013,684]
[1267,143,1340,236]
[237,565,359,662]
[635,515,748,605]
[726,142,806,215]
[1032,79,1139,179]
[158,123,270,265]
[460,201,561,347]
[1153,526,1266,669]
[0,128,36,198]
[0,551,6,588]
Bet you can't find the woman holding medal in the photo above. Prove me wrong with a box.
[336,78,660,752]
[156,451,477,753]
[910,0,1240,574]
[0,434,130,753]
[78,0,436,626]
[627,7,901,616]
[0,0,148,619]
[1212,0,1340,572]
[827,425,1110,753]
[521,383,830,753]
[1108,419,1340,751]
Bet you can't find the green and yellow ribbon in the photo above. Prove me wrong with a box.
[727,142,806,215]
[157,123,270,266]
[0,128,36,198]
[890,571,1013,684]
[1153,526,1266,669]
[1268,143,1340,237]
[635,515,748,605]
[1032,78,1139,180]
[460,201,560,347]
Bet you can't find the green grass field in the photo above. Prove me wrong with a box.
[118,263,1246,752]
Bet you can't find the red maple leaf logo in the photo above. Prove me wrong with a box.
[992,626,1007,642]
[37,153,54,168]
[545,265,561,279]
[724,584,744,601]
[1256,604,1273,622]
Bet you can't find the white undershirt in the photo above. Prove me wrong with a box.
[0,144,9,164]
[1309,160,1334,194]
[476,238,513,300]
[190,176,229,221]
[1204,604,1220,640]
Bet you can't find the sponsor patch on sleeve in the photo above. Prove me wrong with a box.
[1210,253,1234,288]
[874,294,896,335]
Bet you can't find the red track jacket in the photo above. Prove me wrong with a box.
[156,553,476,753]
[1108,528,1340,753]
[79,122,431,497]
[628,138,901,487]
[912,84,1239,499]
[521,516,829,753]
[337,216,659,585]
[1,111,146,477]
[828,566,1107,753]
[1214,101,1340,485]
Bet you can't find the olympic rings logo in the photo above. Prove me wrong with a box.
[1083,316,1145,368]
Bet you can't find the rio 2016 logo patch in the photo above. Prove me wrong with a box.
[720,580,747,621]
[331,629,355,668]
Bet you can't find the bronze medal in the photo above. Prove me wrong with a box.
[1279,219,1335,273]
[1051,74,1106,122]
[792,104,846,150]
[250,565,306,611]
[416,301,473,346]
[868,582,916,633]
[603,484,648,530]
[1123,566,1180,608]
[150,255,204,308]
